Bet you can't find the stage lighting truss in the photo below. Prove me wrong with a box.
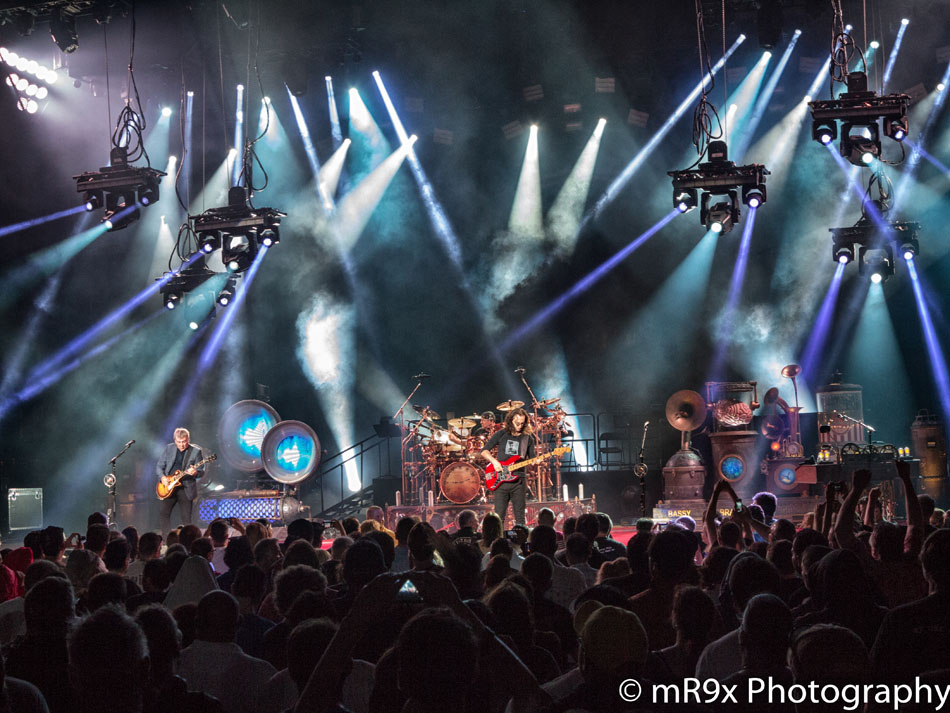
[190,187,285,275]
[830,220,920,283]
[669,143,769,234]
[74,146,165,231]
[809,72,910,167]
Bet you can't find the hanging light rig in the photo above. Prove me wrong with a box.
[669,0,769,234]
[73,5,163,231]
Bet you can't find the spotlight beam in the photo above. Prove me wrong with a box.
[799,262,846,378]
[326,76,343,148]
[509,125,543,237]
[231,84,245,186]
[28,251,202,383]
[709,206,758,379]
[501,209,680,351]
[587,34,746,225]
[0,204,88,238]
[547,119,606,257]
[823,143,888,231]
[733,33,801,160]
[908,259,950,427]
[882,19,909,92]
[906,139,950,175]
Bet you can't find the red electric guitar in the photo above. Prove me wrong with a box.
[484,446,571,491]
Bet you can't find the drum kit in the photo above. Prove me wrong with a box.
[400,397,572,506]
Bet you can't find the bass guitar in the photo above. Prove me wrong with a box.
[484,446,571,491]
[156,454,217,500]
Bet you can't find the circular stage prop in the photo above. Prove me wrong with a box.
[261,420,321,485]
[217,400,281,472]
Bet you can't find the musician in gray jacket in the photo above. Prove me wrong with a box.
[156,427,206,535]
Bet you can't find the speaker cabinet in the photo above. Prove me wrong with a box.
[7,488,43,531]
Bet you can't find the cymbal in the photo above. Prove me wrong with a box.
[665,390,707,432]
[448,417,477,428]
[414,405,440,420]
[496,399,525,412]
[537,397,561,408]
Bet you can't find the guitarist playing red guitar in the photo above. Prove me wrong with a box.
[480,407,534,526]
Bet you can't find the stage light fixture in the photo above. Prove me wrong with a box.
[199,233,221,254]
[869,40,880,49]
[189,321,199,330]
[189,186,284,275]
[810,71,909,167]
[938,83,946,92]
[830,219,919,281]
[49,10,78,53]
[161,107,172,118]
[74,146,165,230]
[675,188,698,213]
[12,12,35,36]
[833,242,854,264]
[670,141,766,234]
[899,237,919,261]
[165,293,181,310]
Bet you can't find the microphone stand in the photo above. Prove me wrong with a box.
[517,369,548,500]
[106,441,134,530]
[832,410,876,444]
[395,376,428,504]
[634,422,649,519]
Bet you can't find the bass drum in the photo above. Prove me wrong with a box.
[439,461,482,504]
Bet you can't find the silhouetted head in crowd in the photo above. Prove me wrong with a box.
[480,513,503,546]
[563,516,578,537]
[208,519,230,547]
[172,603,197,648]
[728,554,781,613]
[536,507,556,528]
[87,512,108,527]
[243,521,267,550]
[231,564,267,608]
[274,564,327,617]
[789,624,869,686]
[672,585,716,648]
[341,517,360,535]
[635,518,654,534]
[121,527,139,560]
[490,538,514,560]
[718,520,742,549]
[190,537,213,561]
[595,512,613,536]
[87,572,129,611]
[397,608,478,712]
[69,606,148,712]
[254,537,281,572]
[578,605,648,684]
[25,575,75,636]
[286,518,314,547]
[575,513,601,545]
[283,539,320,570]
[648,528,696,584]
[178,525,202,552]
[921,528,950,593]
[342,538,386,589]
[40,525,67,560]
[287,618,339,692]
[870,520,904,562]
[195,590,239,643]
[484,555,513,590]
[918,494,936,523]
[792,528,829,575]
[330,536,353,561]
[801,545,833,605]
[104,537,131,573]
[395,516,418,544]
[407,522,437,564]
[222,535,253,573]
[521,552,554,596]
[626,532,652,575]
[138,532,163,560]
[440,542,483,599]
[767,539,796,576]
[573,584,632,612]
[85,524,110,557]
[701,545,739,589]
[752,492,778,521]
[163,550,188,582]
[814,548,873,610]
[136,604,182,682]
[363,530,396,570]
[739,593,793,672]
[66,549,101,594]
[565,533,592,565]
[142,559,170,593]
[24,559,67,592]
[528,525,558,559]
[770,518,796,543]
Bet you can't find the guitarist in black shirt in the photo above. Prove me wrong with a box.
[481,407,535,526]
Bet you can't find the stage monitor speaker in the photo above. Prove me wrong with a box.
[8,488,43,531]
[372,477,402,507]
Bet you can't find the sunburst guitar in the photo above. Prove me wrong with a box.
[484,446,571,491]
[156,454,217,500]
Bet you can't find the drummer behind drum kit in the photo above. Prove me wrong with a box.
[401,397,572,506]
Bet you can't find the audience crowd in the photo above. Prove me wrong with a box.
[0,461,947,712]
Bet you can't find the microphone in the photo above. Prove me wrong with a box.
[125,439,135,448]
[514,366,526,375]
[413,372,431,380]
[643,421,650,429]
